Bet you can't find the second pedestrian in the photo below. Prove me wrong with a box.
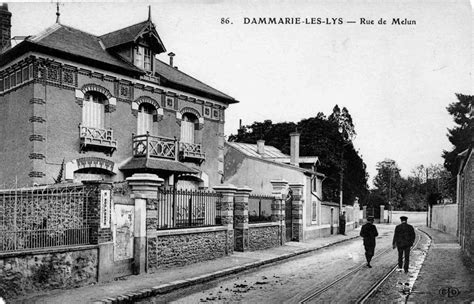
[360,216,378,268]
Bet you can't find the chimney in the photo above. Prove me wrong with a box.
[168,52,175,67]
[290,132,300,166]
[257,140,265,155]
[0,3,12,53]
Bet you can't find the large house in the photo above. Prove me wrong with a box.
[0,4,237,189]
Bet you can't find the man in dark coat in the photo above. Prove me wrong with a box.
[392,216,416,273]
[339,211,346,235]
[360,216,378,268]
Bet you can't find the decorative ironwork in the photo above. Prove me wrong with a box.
[249,194,275,223]
[0,185,93,253]
[132,133,177,160]
[156,188,222,229]
[179,142,206,162]
[79,124,117,154]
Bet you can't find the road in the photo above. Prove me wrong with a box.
[138,224,429,303]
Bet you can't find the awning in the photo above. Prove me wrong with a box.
[120,157,199,174]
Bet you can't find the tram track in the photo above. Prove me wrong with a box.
[299,230,422,304]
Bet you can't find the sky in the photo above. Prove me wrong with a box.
[5,1,473,185]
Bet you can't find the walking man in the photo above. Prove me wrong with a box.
[360,216,378,268]
[392,216,416,273]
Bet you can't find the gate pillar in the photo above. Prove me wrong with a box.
[289,183,304,242]
[214,185,238,254]
[271,180,288,245]
[126,173,163,275]
[234,186,252,252]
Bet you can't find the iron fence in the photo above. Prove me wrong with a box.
[0,185,92,253]
[249,194,275,223]
[156,188,222,229]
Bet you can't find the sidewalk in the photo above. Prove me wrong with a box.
[408,227,474,303]
[13,228,363,304]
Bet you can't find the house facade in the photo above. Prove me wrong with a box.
[224,132,357,240]
[0,4,237,189]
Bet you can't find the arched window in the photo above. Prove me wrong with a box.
[137,103,156,135]
[180,113,197,143]
[82,92,106,129]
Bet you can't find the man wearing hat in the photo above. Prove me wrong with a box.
[360,216,378,268]
[392,216,416,273]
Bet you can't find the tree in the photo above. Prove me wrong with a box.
[229,108,368,205]
[373,159,403,209]
[442,94,473,197]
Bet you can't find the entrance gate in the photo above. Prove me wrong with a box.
[285,189,293,242]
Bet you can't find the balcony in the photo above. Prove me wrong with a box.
[179,142,206,163]
[79,124,117,155]
[132,133,178,160]
[131,133,206,164]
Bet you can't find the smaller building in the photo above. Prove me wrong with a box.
[457,146,473,263]
[224,132,357,241]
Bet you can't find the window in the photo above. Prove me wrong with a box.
[144,48,152,72]
[82,92,106,129]
[180,113,197,143]
[137,103,155,135]
[134,46,152,72]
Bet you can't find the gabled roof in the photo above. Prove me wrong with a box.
[154,58,237,103]
[226,141,324,177]
[1,21,238,104]
[99,20,166,54]
[226,142,287,158]
[1,23,143,75]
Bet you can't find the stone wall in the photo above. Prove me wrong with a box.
[0,246,98,299]
[430,204,458,236]
[147,227,228,270]
[249,223,281,251]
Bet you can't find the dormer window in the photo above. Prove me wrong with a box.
[134,46,153,72]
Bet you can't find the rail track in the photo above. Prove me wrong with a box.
[299,230,422,304]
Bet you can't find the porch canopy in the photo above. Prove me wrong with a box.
[120,158,198,174]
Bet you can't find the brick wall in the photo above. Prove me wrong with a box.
[459,152,473,262]
[0,247,98,300]
[0,84,34,186]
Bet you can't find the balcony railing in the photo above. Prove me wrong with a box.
[132,133,178,160]
[179,142,206,162]
[79,124,117,154]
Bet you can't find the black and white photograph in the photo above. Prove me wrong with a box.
[0,1,473,303]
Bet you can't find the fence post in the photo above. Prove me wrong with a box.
[289,183,304,242]
[82,180,113,283]
[271,179,288,245]
[214,185,237,255]
[234,186,252,252]
[126,173,163,275]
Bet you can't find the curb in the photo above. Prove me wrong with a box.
[95,235,360,303]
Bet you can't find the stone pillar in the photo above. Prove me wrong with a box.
[363,205,367,221]
[214,185,237,254]
[289,183,304,242]
[234,186,252,252]
[271,180,288,245]
[380,205,385,223]
[82,180,113,283]
[126,173,163,275]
